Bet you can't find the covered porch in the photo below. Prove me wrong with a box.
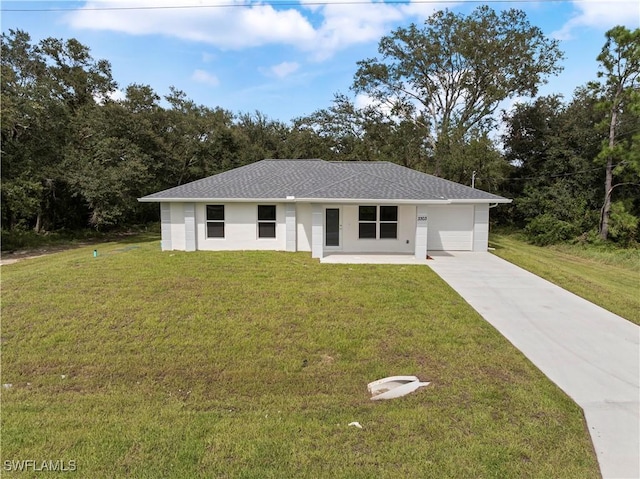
[310,203,429,261]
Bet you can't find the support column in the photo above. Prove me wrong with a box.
[160,203,172,251]
[184,203,196,252]
[473,204,489,252]
[414,205,428,260]
[311,204,323,259]
[285,203,297,252]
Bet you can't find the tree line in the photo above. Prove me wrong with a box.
[2,8,638,245]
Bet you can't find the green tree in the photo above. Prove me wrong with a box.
[279,123,335,160]
[161,87,239,186]
[1,30,116,231]
[1,30,49,230]
[234,111,291,163]
[295,94,431,167]
[63,98,154,228]
[502,93,605,242]
[594,26,640,240]
[442,131,508,191]
[352,6,563,176]
[297,93,508,190]
[294,94,374,161]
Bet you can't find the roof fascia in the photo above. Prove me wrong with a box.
[300,198,451,205]
[448,198,512,204]
[138,197,453,205]
[138,197,291,203]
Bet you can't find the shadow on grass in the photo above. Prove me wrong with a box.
[1,230,160,264]
[489,229,530,251]
[488,240,505,250]
[488,236,508,250]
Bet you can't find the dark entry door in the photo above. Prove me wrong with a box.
[325,208,340,247]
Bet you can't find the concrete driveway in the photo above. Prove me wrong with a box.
[428,252,639,479]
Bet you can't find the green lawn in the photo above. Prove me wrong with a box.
[490,232,640,325]
[1,238,599,478]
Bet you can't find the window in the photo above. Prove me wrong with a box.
[379,206,398,239]
[206,205,224,238]
[358,206,377,239]
[258,205,276,238]
[358,206,398,239]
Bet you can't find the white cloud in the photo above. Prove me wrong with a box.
[354,93,378,110]
[66,0,451,60]
[94,88,125,104]
[399,1,449,19]
[354,93,395,116]
[553,0,640,40]
[108,88,127,102]
[67,0,316,49]
[308,2,405,61]
[268,61,300,79]
[192,69,220,86]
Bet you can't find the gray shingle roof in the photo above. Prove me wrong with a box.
[139,159,510,203]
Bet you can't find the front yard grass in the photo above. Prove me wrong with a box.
[490,232,640,325]
[1,238,599,478]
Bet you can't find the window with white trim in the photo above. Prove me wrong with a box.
[379,206,398,239]
[206,205,225,238]
[358,206,377,239]
[358,206,397,239]
[258,205,276,238]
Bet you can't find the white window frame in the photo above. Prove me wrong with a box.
[206,205,225,238]
[358,205,398,240]
[358,205,377,239]
[257,205,276,239]
[379,205,398,239]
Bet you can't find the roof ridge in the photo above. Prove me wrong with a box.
[263,158,324,161]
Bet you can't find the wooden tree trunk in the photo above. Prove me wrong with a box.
[34,211,42,233]
[600,101,618,241]
[600,158,613,240]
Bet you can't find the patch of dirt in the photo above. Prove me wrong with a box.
[0,243,90,265]
[320,354,335,365]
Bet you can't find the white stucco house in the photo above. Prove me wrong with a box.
[138,159,511,261]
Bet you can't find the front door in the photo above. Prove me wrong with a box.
[325,208,341,248]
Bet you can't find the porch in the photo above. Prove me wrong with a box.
[320,253,429,265]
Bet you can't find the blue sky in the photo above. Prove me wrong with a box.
[2,0,639,123]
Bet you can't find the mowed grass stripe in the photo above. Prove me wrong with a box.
[490,233,640,325]
[1,239,599,478]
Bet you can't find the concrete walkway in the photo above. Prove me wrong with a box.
[428,252,639,479]
[321,253,427,264]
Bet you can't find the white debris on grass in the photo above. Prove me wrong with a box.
[368,375,431,400]
[348,422,363,429]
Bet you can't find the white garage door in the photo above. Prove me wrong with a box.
[427,205,474,251]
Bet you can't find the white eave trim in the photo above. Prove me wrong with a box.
[449,198,512,204]
[138,197,452,204]
[300,198,451,205]
[138,197,511,204]
[138,197,290,203]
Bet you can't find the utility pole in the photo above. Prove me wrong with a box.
[472,171,476,189]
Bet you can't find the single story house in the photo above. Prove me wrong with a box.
[138,159,511,260]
